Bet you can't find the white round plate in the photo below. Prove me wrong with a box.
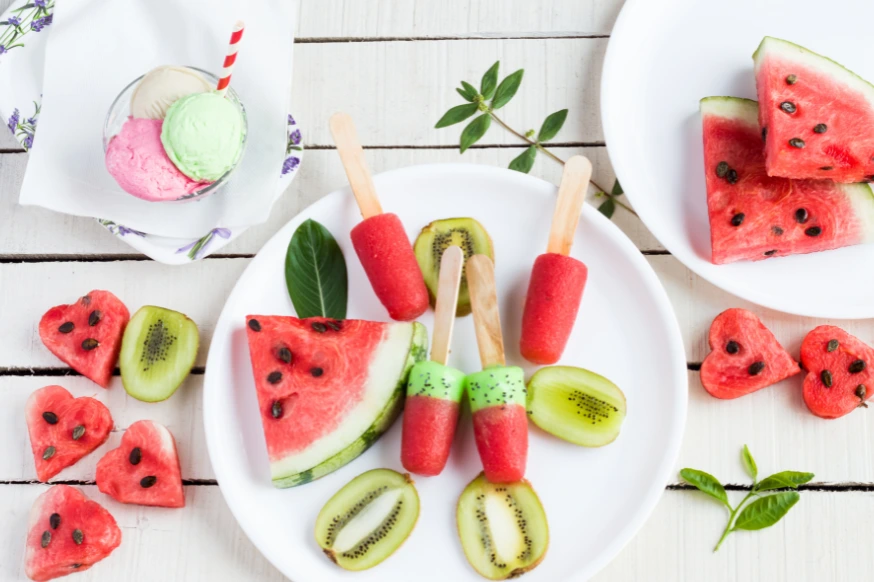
[204,164,687,582]
[602,0,874,319]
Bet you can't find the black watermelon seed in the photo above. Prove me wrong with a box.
[140,476,157,488]
[772,226,784,236]
[41,531,51,548]
[789,138,805,148]
[271,400,283,419]
[849,360,866,374]
[856,385,867,399]
[277,347,292,364]
[267,371,283,384]
[819,166,834,171]
[805,226,822,237]
[827,339,839,352]
[731,213,745,227]
[786,74,797,84]
[311,367,324,377]
[42,446,55,460]
[327,320,342,332]
[748,361,766,376]
[764,250,777,256]
[88,310,102,326]
[726,169,739,184]
[49,513,60,530]
[726,341,740,354]
[780,101,797,114]
[129,447,142,465]
[716,161,729,178]
[71,425,85,441]
[821,370,833,388]
[762,127,768,141]
[71,564,81,569]
[795,208,809,224]
[72,529,83,545]
[80,295,91,306]
[311,322,328,333]
[42,411,59,425]
[58,322,74,334]
[247,319,261,332]
[813,123,827,134]
[81,338,99,351]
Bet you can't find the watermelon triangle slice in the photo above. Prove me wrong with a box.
[753,37,874,183]
[25,485,121,581]
[701,96,874,264]
[245,316,427,488]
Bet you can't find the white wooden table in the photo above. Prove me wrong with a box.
[2,1,873,580]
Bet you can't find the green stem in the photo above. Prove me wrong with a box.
[714,491,755,552]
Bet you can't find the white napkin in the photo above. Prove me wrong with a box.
[17,0,294,238]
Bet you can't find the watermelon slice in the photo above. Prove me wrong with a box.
[25,385,113,482]
[39,291,130,387]
[96,420,184,508]
[24,485,121,581]
[701,96,874,263]
[700,309,800,399]
[800,326,874,419]
[245,316,427,488]
[753,37,874,183]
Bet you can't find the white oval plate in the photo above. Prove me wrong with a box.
[602,0,874,319]
[203,164,687,582]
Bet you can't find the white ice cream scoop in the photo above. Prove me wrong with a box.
[131,65,212,120]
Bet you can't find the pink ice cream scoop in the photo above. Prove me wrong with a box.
[105,118,208,202]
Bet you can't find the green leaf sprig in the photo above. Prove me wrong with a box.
[435,61,635,218]
[680,445,814,552]
[285,219,348,320]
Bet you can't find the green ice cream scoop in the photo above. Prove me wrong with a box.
[464,366,526,413]
[406,360,466,402]
[161,91,245,182]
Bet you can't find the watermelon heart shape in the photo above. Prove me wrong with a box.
[96,420,184,508]
[25,485,121,581]
[701,308,800,399]
[801,326,874,419]
[39,290,130,387]
[25,385,113,482]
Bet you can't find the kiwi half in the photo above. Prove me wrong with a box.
[527,366,626,447]
[414,218,494,316]
[315,468,419,571]
[457,473,548,580]
[119,306,199,402]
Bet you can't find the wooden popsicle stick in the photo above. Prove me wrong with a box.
[430,246,465,365]
[329,112,383,219]
[466,254,506,368]
[546,155,593,255]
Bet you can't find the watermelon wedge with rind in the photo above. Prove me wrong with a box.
[753,37,874,183]
[245,316,427,488]
[701,96,874,264]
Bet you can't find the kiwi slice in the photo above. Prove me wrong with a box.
[315,468,419,571]
[119,306,199,402]
[414,218,494,316]
[527,366,626,447]
[457,473,549,580]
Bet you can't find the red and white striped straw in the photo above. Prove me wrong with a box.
[216,20,245,96]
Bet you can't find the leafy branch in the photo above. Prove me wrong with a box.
[435,61,635,219]
[680,445,814,552]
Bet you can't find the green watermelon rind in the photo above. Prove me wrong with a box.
[272,322,428,488]
[699,96,758,125]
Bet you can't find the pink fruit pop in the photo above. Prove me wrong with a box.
[330,113,429,321]
[520,156,592,365]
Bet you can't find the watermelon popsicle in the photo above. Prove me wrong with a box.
[401,245,466,476]
[520,156,593,365]
[465,254,528,483]
[329,113,429,321]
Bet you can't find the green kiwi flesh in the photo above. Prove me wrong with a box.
[119,306,199,402]
[414,217,494,316]
[315,468,420,571]
[457,472,549,580]
[527,366,626,447]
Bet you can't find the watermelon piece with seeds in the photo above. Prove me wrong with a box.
[753,36,874,183]
[801,326,874,419]
[245,316,427,488]
[701,96,874,264]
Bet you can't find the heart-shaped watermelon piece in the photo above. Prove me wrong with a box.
[39,291,130,387]
[25,385,113,482]
[801,326,874,419]
[24,485,121,581]
[96,420,184,508]
[701,308,800,399]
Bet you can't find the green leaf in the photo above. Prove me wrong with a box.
[508,145,537,173]
[611,179,624,197]
[460,114,492,153]
[491,69,524,110]
[742,445,758,482]
[598,198,615,219]
[458,81,479,102]
[285,219,348,319]
[733,492,800,531]
[480,61,500,100]
[435,103,480,128]
[679,468,729,507]
[537,109,568,142]
[456,88,474,102]
[755,471,815,492]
